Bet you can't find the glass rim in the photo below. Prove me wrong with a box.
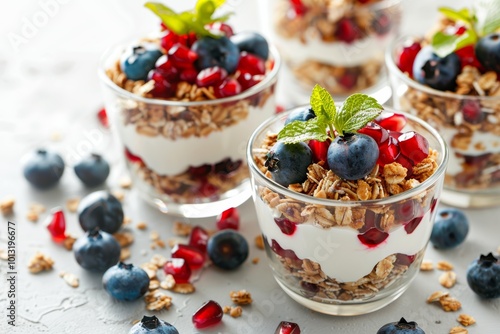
[364,0,402,11]
[247,105,449,208]
[385,35,500,102]
[97,39,281,107]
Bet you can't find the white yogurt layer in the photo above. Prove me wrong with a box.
[255,198,433,283]
[118,96,275,175]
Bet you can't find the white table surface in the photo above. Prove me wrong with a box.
[1,0,499,333]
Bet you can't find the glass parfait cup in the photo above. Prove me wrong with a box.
[386,36,500,208]
[247,107,448,315]
[99,43,280,218]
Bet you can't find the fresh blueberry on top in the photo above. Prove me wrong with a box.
[73,229,121,272]
[120,44,163,81]
[191,36,240,73]
[377,318,426,334]
[207,230,249,270]
[128,315,179,334]
[430,208,469,249]
[103,262,150,301]
[77,191,124,234]
[284,107,316,125]
[230,31,269,60]
[265,141,313,187]
[22,148,65,190]
[466,253,500,299]
[74,153,110,187]
[475,33,500,72]
[412,45,461,91]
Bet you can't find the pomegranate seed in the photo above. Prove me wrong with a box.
[430,197,438,212]
[214,158,242,175]
[160,29,180,51]
[168,43,198,69]
[372,12,391,35]
[276,105,285,114]
[163,258,192,283]
[338,70,358,90]
[398,131,429,164]
[404,216,423,234]
[179,66,198,84]
[274,217,297,235]
[271,239,301,261]
[275,321,301,334]
[357,0,371,3]
[160,22,167,31]
[376,112,407,132]
[358,122,389,144]
[207,22,234,37]
[215,78,242,98]
[395,154,414,177]
[198,181,218,197]
[300,281,319,297]
[124,147,143,164]
[462,100,484,124]
[395,253,416,266]
[336,18,360,44]
[188,226,210,253]
[463,153,491,167]
[97,108,109,128]
[216,207,240,230]
[148,70,176,98]
[179,32,197,47]
[455,44,484,71]
[46,208,66,242]
[237,72,263,91]
[378,136,400,166]
[188,164,212,178]
[455,25,467,35]
[237,52,265,75]
[397,41,422,76]
[171,244,205,270]
[357,228,389,248]
[154,55,179,82]
[394,199,416,223]
[308,139,330,166]
[360,209,381,233]
[196,66,228,87]
[290,0,307,16]
[192,300,223,329]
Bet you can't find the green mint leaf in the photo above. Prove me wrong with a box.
[431,29,477,57]
[438,7,474,29]
[145,3,189,35]
[474,0,500,35]
[310,84,336,127]
[277,119,328,144]
[333,94,383,136]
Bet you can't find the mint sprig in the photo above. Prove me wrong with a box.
[277,85,383,144]
[145,0,231,38]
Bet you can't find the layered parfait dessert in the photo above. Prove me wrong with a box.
[248,86,447,314]
[387,1,500,205]
[100,1,279,215]
[270,0,402,96]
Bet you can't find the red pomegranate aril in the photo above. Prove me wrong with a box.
[395,253,416,266]
[394,199,416,223]
[462,100,484,124]
[97,108,109,128]
[276,105,285,114]
[179,67,198,84]
[455,44,483,70]
[357,228,389,247]
[237,52,265,75]
[188,164,212,178]
[290,0,307,16]
[275,321,301,334]
[360,209,381,233]
[124,147,143,164]
[398,131,429,164]
[430,197,438,212]
[237,72,263,91]
[163,258,192,283]
[207,22,234,37]
[196,66,228,87]
[198,181,218,197]
[171,244,205,270]
[378,136,400,166]
[336,18,360,44]
[404,215,423,234]
[216,78,242,98]
[179,32,197,47]
[397,41,421,76]
[46,209,66,242]
[338,70,358,90]
[308,139,330,166]
[148,70,176,98]
[271,239,301,261]
[216,207,240,230]
[395,154,414,177]
[376,112,407,132]
[358,122,389,144]
[274,217,297,235]
[155,55,179,82]
[168,43,198,69]
[160,29,180,51]
[188,226,210,253]
[192,300,223,329]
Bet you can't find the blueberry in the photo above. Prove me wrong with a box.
[22,148,64,190]
[430,208,469,249]
[466,253,500,299]
[230,31,269,60]
[265,141,312,187]
[284,107,316,125]
[412,46,461,91]
[120,44,163,81]
[377,318,426,334]
[475,33,500,72]
[128,315,179,334]
[327,133,378,180]
[77,191,124,234]
[207,230,249,270]
[191,36,240,73]
[73,229,121,272]
[103,262,150,301]
[74,153,110,187]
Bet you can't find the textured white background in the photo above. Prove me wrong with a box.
[1,0,499,333]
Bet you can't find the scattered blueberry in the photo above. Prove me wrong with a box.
[377,318,425,334]
[430,208,469,249]
[77,191,124,234]
[327,133,378,180]
[207,230,249,270]
[191,36,240,73]
[412,46,461,91]
[103,262,150,301]
[265,141,313,187]
[230,31,269,60]
[128,315,179,334]
[466,253,500,299]
[475,33,500,72]
[74,153,110,187]
[120,43,163,81]
[22,148,65,190]
[284,107,316,125]
[73,229,121,272]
